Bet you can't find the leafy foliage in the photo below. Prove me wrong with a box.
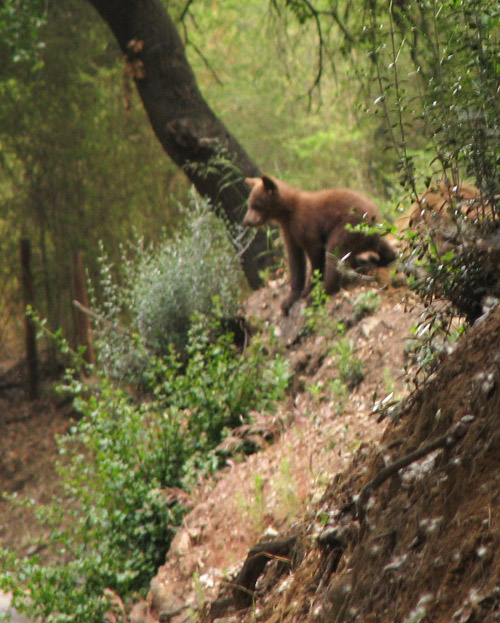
[92,191,243,381]
[131,192,242,356]
[353,290,381,321]
[301,270,330,334]
[0,0,47,69]
[404,318,465,389]
[0,0,185,353]
[1,0,402,356]
[185,0,390,195]
[331,337,364,390]
[0,290,289,623]
[355,0,500,364]
[271,0,499,333]
[0,186,291,620]
[2,1,500,616]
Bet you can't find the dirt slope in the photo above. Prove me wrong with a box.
[202,300,500,623]
[131,281,500,623]
[313,301,500,623]
[128,271,423,623]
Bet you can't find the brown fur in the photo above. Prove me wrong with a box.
[395,181,493,255]
[243,175,396,315]
[396,181,486,232]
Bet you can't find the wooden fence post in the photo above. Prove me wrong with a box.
[19,237,39,400]
[71,250,95,365]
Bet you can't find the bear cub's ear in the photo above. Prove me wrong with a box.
[261,175,278,194]
[245,177,260,189]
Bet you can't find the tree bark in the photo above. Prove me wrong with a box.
[71,250,95,365]
[86,0,271,289]
[20,238,39,400]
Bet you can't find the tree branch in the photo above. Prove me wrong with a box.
[232,536,298,609]
[356,415,474,519]
[301,0,324,103]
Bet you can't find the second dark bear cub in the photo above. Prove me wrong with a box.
[243,175,396,316]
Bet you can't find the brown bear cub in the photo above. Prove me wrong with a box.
[243,175,396,316]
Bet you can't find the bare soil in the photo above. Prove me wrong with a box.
[237,300,500,623]
[0,360,75,557]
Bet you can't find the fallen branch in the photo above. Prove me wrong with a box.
[72,300,106,324]
[232,535,297,609]
[356,415,474,519]
[72,300,128,334]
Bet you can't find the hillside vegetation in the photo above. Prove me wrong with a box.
[0,1,499,622]
[2,272,500,623]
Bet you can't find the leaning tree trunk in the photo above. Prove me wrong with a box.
[86,0,270,289]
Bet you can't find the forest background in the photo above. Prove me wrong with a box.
[0,0,415,353]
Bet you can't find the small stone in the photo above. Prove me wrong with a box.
[359,316,381,339]
[129,601,156,623]
[169,530,191,557]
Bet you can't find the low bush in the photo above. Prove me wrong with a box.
[362,0,499,381]
[353,290,381,321]
[331,338,364,390]
[92,190,243,381]
[0,192,290,622]
[0,311,290,622]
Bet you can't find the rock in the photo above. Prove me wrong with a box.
[0,591,31,623]
[129,600,156,623]
[359,316,381,339]
[103,589,127,623]
[150,576,176,612]
[158,599,188,622]
[169,530,191,557]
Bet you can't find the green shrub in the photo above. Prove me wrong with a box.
[93,190,243,381]
[0,311,290,622]
[301,270,330,335]
[132,193,241,354]
[332,338,364,390]
[353,290,381,321]
[0,192,290,622]
[358,0,500,383]
[328,378,350,415]
[366,0,499,326]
